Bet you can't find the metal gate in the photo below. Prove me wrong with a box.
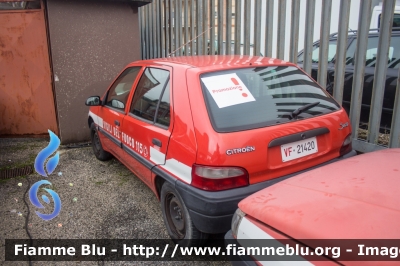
[139,0,400,152]
[0,0,58,136]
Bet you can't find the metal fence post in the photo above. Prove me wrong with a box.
[172,0,178,55]
[367,0,396,144]
[289,0,300,63]
[349,0,372,140]
[160,0,166,57]
[317,0,332,88]
[155,0,160,58]
[254,0,262,56]
[303,0,315,75]
[191,0,196,55]
[333,0,351,105]
[234,0,241,55]
[210,0,216,55]
[226,0,232,55]
[151,1,156,58]
[243,0,251,55]
[170,0,175,55]
[264,0,274,57]
[184,0,189,56]
[389,66,400,148]
[139,6,144,59]
[146,4,151,59]
[202,0,208,55]
[180,0,184,55]
[217,0,224,55]
[277,0,286,60]
[197,0,203,54]
[165,0,169,55]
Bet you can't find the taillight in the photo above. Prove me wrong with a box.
[340,133,352,156]
[191,164,249,191]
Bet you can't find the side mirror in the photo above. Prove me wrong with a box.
[111,99,125,109]
[85,96,101,106]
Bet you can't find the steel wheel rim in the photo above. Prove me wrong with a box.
[165,193,185,238]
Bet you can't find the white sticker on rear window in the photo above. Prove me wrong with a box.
[201,73,255,108]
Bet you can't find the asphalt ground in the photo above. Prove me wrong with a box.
[0,138,229,266]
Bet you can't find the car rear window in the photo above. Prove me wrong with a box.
[200,66,340,132]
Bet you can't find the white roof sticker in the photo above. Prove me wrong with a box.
[201,73,255,108]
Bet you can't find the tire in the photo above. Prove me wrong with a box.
[160,182,208,247]
[90,123,112,161]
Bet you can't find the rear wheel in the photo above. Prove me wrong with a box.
[90,123,112,161]
[160,182,208,247]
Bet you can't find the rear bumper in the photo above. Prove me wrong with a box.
[175,150,357,234]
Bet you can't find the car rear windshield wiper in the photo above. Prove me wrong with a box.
[289,101,320,119]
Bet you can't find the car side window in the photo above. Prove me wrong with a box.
[388,36,400,69]
[365,37,379,67]
[379,13,400,29]
[394,14,400,29]
[351,35,400,69]
[345,39,357,65]
[129,68,171,127]
[297,40,337,63]
[297,50,305,63]
[105,67,141,111]
[348,39,361,67]
[311,44,320,63]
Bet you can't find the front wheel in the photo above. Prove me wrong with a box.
[160,182,208,247]
[90,123,112,161]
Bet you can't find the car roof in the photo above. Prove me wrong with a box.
[130,55,294,70]
[328,28,400,39]
[239,148,400,239]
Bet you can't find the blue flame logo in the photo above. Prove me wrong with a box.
[29,180,61,220]
[30,130,62,220]
[34,130,60,177]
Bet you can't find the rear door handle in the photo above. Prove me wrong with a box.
[114,120,120,126]
[152,138,162,147]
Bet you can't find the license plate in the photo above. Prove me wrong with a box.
[281,137,318,162]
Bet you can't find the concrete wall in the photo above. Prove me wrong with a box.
[46,0,142,144]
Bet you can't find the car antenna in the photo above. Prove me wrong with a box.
[348,27,357,35]
[168,27,212,57]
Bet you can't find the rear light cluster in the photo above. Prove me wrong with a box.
[340,133,352,156]
[191,164,249,191]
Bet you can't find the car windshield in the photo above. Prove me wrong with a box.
[200,66,340,132]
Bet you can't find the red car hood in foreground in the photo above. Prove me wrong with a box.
[239,149,400,239]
